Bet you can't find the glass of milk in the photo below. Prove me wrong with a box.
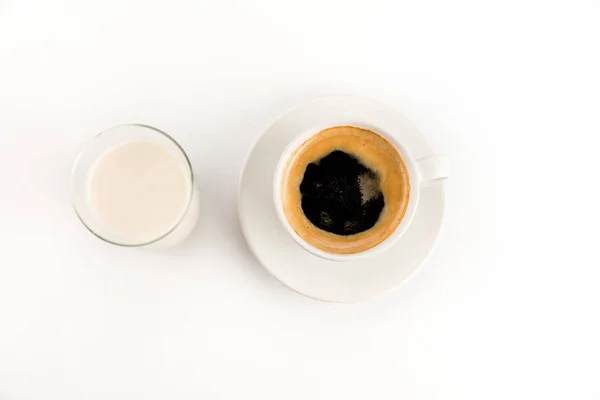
[71,124,200,248]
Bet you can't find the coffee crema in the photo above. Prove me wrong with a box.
[281,126,410,254]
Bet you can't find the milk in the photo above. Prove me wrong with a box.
[89,141,199,247]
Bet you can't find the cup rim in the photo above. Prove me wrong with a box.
[70,123,195,247]
[273,124,421,262]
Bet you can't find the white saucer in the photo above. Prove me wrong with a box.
[238,96,446,302]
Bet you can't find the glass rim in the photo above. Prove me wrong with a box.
[70,123,195,247]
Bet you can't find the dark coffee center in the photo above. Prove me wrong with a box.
[299,150,384,236]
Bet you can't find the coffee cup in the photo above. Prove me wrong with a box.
[273,124,448,262]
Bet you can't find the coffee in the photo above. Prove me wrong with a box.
[280,126,410,254]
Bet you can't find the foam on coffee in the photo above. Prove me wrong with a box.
[281,126,410,254]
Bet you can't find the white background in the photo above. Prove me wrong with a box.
[1,0,599,399]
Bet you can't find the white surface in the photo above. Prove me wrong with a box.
[0,0,599,399]
[240,95,446,301]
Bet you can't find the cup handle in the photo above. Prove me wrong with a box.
[416,155,450,186]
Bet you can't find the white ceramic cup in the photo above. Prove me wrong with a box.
[273,123,449,262]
